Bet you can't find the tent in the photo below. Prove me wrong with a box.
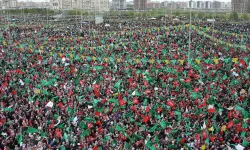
[105,24,110,27]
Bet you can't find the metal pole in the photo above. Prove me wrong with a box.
[89,1,90,34]
[81,0,83,29]
[211,0,215,51]
[188,0,192,62]
[76,0,77,24]
[171,1,172,21]
[164,3,166,26]
[47,0,48,24]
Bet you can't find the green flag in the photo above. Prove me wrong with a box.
[27,127,39,133]
[16,134,23,144]
[93,66,103,71]
[60,146,66,150]
[243,140,249,147]
[63,132,68,140]
[82,130,90,136]
[115,125,125,131]
[125,142,130,150]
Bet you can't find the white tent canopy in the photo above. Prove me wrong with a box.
[105,24,110,27]
[207,19,215,22]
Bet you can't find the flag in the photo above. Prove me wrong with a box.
[232,58,238,63]
[125,142,130,149]
[16,134,23,144]
[195,59,201,64]
[27,127,39,133]
[93,66,103,71]
[60,146,66,150]
[213,59,219,64]
[115,125,125,131]
[82,130,90,136]
[227,121,234,129]
[208,105,216,113]
[167,100,175,107]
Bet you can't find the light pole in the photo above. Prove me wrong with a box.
[188,0,192,62]
[211,0,215,51]
[75,0,77,24]
[47,0,49,24]
[81,0,83,29]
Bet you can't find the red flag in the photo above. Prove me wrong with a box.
[227,121,234,129]
[67,90,73,97]
[80,80,84,85]
[202,130,208,139]
[198,103,206,109]
[93,84,100,98]
[157,108,162,113]
[3,82,8,87]
[143,116,150,123]
[96,121,102,126]
[185,78,191,83]
[133,98,139,104]
[11,90,17,95]
[119,99,126,106]
[49,120,54,129]
[58,102,63,108]
[210,136,216,142]
[167,100,175,107]
[144,89,151,94]
[145,106,150,113]
[194,87,199,92]
[88,123,93,129]
[196,134,200,140]
[95,112,101,117]
[55,128,62,138]
[208,108,216,113]
[131,106,136,111]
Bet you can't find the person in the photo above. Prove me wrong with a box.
[0,18,249,149]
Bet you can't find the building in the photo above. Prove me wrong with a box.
[179,2,187,8]
[188,1,197,8]
[205,1,212,9]
[17,1,49,8]
[112,0,127,10]
[1,0,17,9]
[147,1,160,9]
[197,1,205,9]
[213,1,221,9]
[50,0,109,11]
[231,0,250,13]
[226,2,231,8]
[133,0,147,10]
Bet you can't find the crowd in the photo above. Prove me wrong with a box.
[0,20,250,150]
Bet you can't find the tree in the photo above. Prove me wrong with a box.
[218,14,227,21]
[230,12,238,21]
[197,13,204,19]
[127,11,135,18]
[241,13,249,21]
[174,11,180,17]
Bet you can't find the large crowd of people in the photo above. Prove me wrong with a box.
[0,19,249,150]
